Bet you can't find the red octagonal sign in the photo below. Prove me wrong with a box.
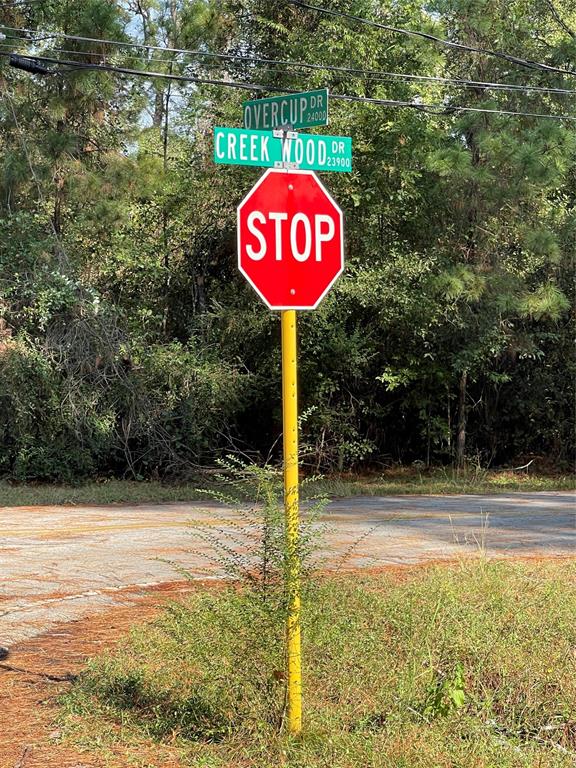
[237,169,344,310]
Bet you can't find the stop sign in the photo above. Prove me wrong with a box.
[237,169,344,310]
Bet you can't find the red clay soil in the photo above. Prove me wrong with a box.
[0,581,198,768]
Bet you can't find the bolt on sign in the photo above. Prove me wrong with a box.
[243,88,329,131]
[214,127,352,173]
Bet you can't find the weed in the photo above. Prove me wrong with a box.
[187,455,328,615]
[421,662,467,720]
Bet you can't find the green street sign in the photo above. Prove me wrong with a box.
[243,89,329,131]
[214,127,352,173]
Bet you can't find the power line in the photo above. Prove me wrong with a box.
[283,0,576,78]
[3,51,576,122]
[2,0,47,6]
[337,91,576,121]
[1,24,203,52]
[0,42,331,83]
[0,42,187,71]
[1,51,272,91]
[3,27,576,97]
[545,0,576,39]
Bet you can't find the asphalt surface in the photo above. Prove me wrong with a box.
[1,492,574,647]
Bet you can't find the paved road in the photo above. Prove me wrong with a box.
[1,492,573,646]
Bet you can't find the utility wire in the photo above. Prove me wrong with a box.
[1,51,271,91]
[337,91,576,121]
[1,24,195,51]
[283,0,576,78]
[0,42,341,83]
[3,27,576,97]
[3,51,576,122]
[0,42,194,71]
[1,0,47,6]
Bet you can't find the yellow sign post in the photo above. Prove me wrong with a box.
[281,309,302,734]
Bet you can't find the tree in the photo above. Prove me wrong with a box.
[0,0,573,479]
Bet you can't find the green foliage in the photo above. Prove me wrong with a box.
[122,342,245,476]
[0,0,574,480]
[0,338,103,480]
[520,283,571,321]
[0,333,244,481]
[422,662,467,720]
[192,456,327,620]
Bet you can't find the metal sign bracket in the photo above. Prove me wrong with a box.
[277,124,300,172]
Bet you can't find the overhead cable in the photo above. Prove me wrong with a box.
[282,0,576,78]
[3,24,576,95]
[3,50,576,122]
[2,50,271,91]
[2,0,47,6]
[0,42,188,70]
[336,91,576,121]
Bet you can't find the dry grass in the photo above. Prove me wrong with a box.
[0,582,196,768]
[61,559,576,767]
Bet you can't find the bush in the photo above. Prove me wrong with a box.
[0,339,105,480]
[0,335,246,481]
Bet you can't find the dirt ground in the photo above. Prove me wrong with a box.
[0,581,199,768]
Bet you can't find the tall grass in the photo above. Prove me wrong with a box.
[62,559,576,767]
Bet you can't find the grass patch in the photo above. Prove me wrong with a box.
[0,478,209,507]
[1,467,573,507]
[306,466,576,497]
[62,560,576,767]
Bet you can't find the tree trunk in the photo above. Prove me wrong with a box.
[456,370,468,470]
[153,89,165,128]
[161,68,173,337]
[446,385,452,456]
[52,176,63,236]
[426,402,431,468]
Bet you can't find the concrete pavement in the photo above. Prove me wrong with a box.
[1,491,573,646]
